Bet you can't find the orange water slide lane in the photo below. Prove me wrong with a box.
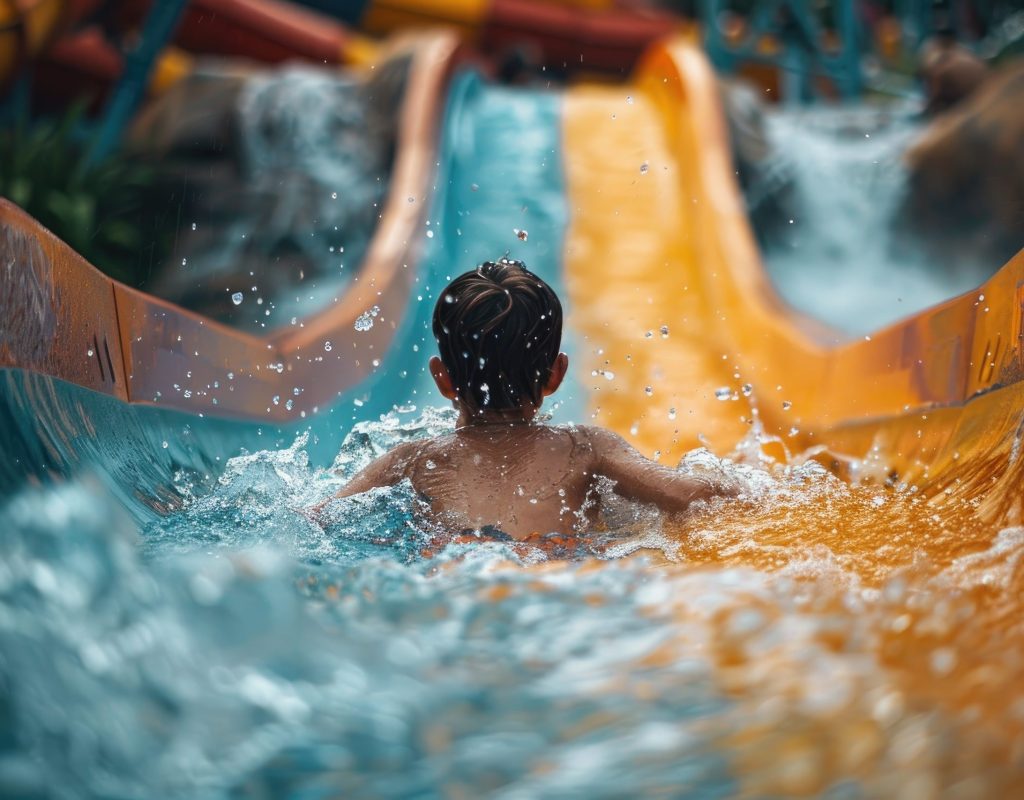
[562,41,1024,788]
[562,36,1024,528]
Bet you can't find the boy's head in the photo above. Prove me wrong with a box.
[430,259,568,416]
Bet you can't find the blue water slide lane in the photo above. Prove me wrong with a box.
[352,70,583,425]
[0,70,578,510]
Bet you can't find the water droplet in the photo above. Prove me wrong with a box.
[407,196,415,203]
[644,330,654,339]
[285,399,293,411]
[788,427,799,437]
[603,371,615,381]
[668,407,677,420]
[930,647,956,676]
[470,183,479,192]
[782,400,792,410]
[331,191,338,199]
[644,386,653,396]
[191,222,197,231]
[231,292,243,305]
[715,386,732,401]
[354,310,376,331]
[445,294,455,304]
[425,460,437,470]
[640,162,649,175]
[324,341,332,352]
[272,395,280,405]
[426,230,434,238]
[626,95,634,104]
[514,228,528,241]
[86,348,94,357]
[741,383,753,397]
[161,440,169,449]
[181,258,187,267]
[660,324,669,338]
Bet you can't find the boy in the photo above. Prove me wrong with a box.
[328,259,739,539]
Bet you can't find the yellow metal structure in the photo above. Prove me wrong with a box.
[0,0,66,85]
[362,0,489,38]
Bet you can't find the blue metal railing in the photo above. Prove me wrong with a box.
[85,0,190,168]
[701,0,862,102]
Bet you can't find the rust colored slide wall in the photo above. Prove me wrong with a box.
[0,31,461,424]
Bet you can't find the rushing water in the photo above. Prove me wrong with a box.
[2,406,1023,798]
[760,102,997,337]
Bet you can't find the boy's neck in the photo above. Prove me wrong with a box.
[456,406,538,429]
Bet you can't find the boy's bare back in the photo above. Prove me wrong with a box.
[337,423,732,539]
[321,260,738,540]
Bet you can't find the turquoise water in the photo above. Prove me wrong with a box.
[1,407,753,798]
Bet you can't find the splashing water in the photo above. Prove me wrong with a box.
[1,407,1022,797]
[354,305,380,332]
[760,103,996,336]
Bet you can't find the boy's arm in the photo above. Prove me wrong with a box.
[299,440,423,520]
[584,426,740,514]
[335,441,421,498]
[303,442,421,522]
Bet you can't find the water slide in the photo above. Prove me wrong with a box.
[4,19,1024,795]
[3,24,1024,526]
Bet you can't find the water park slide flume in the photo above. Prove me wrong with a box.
[1,28,1023,534]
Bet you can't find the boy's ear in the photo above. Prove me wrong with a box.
[542,352,569,397]
[429,356,457,400]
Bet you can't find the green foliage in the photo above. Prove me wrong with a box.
[0,104,172,287]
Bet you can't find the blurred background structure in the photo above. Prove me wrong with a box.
[1,2,1024,798]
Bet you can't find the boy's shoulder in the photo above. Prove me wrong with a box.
[387,433,455,467]
[569,424,627,449]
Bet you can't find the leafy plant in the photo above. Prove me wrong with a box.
[0,104,173,287]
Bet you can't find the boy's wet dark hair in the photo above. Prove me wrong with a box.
[432,259,562,413]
